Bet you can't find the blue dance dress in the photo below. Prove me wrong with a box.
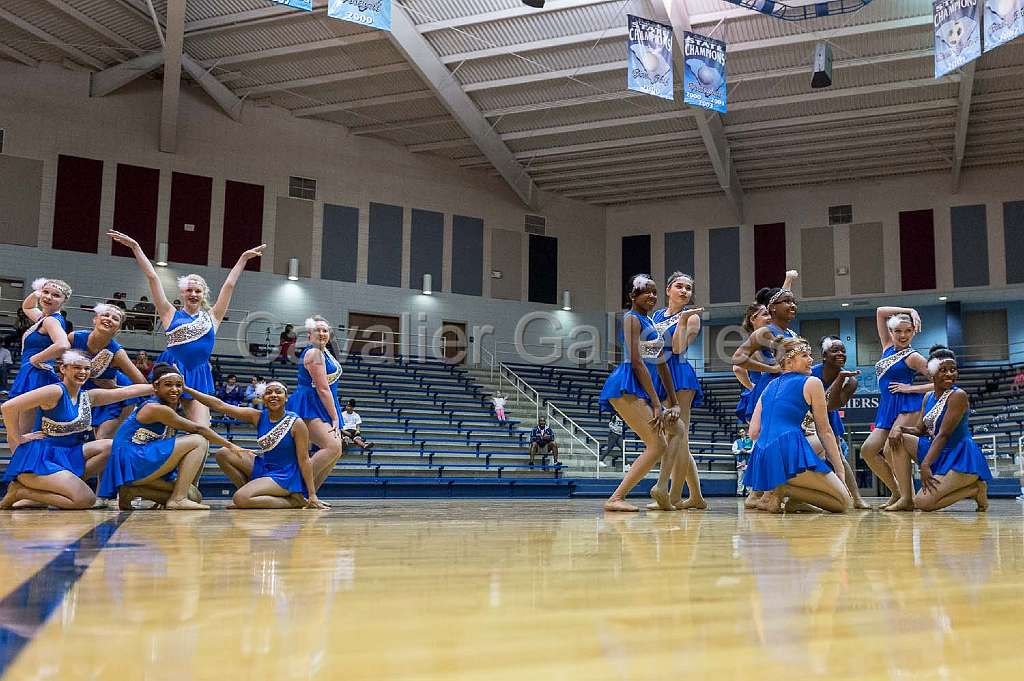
[70,330,130,427]
[98,398,178,498]
[599,311,667,412]
[9,312,67,398]
[743,372,831,491]
[810,363,846,440]
[915,387,992,481]
[286,346,342,423]
[157,309,216,399]
[652,308,703,407]
[251,410,307,495]
[873,345,924,429]
[741,323,795,423]
[3,383,90,481]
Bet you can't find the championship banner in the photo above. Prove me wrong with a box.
[627,15,674,101]
[270,0,312,10]
[933,0,981,77]
[328,0,392,31]
[683,31,727,113]
[984,0,1024,52]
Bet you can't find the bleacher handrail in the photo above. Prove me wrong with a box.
[544,400,601,476]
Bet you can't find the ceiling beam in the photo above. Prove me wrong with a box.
[951,62,976,193]
[729,76,957,111]
[415,0,619,33]
[515,131,704,160]
[351,115,452,136]
[407,138,474,153]
[0,7,105,69]
[0,42,38,67]
[90,51,164,96]
[181,53,244,121]
[500,110,690,141]
[160,0,185,152]
[40,0,139,54]
[204,32,386,68]
[235,63,411,96]
[389,3,538,209]
[184,0,326,36]
[440,28,624,65]
[291,90,435,117]
[725,99,958,135]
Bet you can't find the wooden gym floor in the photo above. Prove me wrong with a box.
[0,498,1021,680]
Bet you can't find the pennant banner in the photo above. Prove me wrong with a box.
[328,0,392,31]
[984,0,1024,52]
[933,0,981,77]
[683,32,727,113]
[270,0,313,10]
[627,15,674,101]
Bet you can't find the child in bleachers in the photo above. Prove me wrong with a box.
[492,391,507,424]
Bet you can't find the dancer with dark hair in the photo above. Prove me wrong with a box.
[887,345,991,511]
[600,275,680,512]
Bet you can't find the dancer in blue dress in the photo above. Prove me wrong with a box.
[184,383,328,509]
[808,336,868,509]
[647,272,706,510]
[859,306,930,510]
[99,363,254,510]
[108,230,265,432]
[733,286,799,416]
[0,351,153,510]
[888,345,991,512]
[745,337,851,513]
[70,303,148,439]
[599,275,680,512]
[284,316,344,489]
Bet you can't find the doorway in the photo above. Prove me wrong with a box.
[346,313,400,359]
[439,321,467,364]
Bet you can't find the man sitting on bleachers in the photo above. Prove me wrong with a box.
[341,400,375,451]
[529,417,559,466]
[217,374,245,407]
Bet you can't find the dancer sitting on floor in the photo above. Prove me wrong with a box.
[183,382,328,509]
[745,337,852,514]
[887,345,991,512]
[1,351,153,510]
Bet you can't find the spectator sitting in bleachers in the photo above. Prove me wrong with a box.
[341,400,374,450]
[128,295,156,332]
[106,291,127,311]
[733,428,754,495]
[133,350,153,376]
[491,391,507,424]
[0,342,12,394]
[529,417,559,465]
[217,374,245,406]
[246,375,267,408]
[599,414,623,468]
[1013,369,1024,395]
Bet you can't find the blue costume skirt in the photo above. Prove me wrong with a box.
[742,372,778,423]
[599,361,667,413]
[4,440,85,481]
[252,458,308,496]
[743,431,832,491]
[98,436,178,498]
[8,364,60,399]
[155,351,214,401]
[874,392,924,429]
[91,402,131,428]
[916,437,993,481]
[665,355,703,407]
[286,386,340,424]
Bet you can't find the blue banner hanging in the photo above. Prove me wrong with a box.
[933,0,981,77]
[328,0,392,32]
[984,0,1024,52]
[626,15,674,101]
[270,0,313,10]
[683,31,727,113]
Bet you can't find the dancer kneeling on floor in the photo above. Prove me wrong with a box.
[745,337,852,513]
[98,363,254,510]
[183,382,329,509]
[1,351,153,509]
[886,345,991,512]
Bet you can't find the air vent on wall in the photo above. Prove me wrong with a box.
[524,214,546,235]
[288,176,316,201]
[829,204,853,225]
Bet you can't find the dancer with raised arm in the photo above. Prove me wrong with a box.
[745,338,852,514]
[1,351,153,510]
[599,275,680,512]
[99,363,254,510]
[647,272,706,510]
[284,316,344,489]
[184,383,328,509]
[887,346,991,512]
[859,307,930,511]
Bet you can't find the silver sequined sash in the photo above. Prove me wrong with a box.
[323,349,342,385]
[257,414,297,454]
[875,347,914,380]
[922,390,953,437]
[41,393,92,437]
[131,425,175,445]
[89,348,114,377]
[652,311,682,336]
[166,311,213,347]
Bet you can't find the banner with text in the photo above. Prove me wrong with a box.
[328,0,392,31]
[683,32,727,113]
[627,15,674,101]
[984,0,1024,52]
[270,0,312,10]
[934,0,981,77]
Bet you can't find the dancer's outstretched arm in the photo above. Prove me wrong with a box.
[210,244,266,325]
[184,387,261,426]
[109,231,176,328]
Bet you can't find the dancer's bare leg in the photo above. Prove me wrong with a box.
[233,477,304,509]
[183,399,211,485]
[842,456,869,509]
[605,396,667,512]
[215,448,254,489]
[915,471,984,512]
[744,491,764,509]
[2,471,95,510]
[132,434,209,510]
[859,427,900,506]
[884,432,918,512]
[776,470,850,513]
[307,419,342,491]
[672,391,705,509]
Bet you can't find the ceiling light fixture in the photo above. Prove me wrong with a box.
[521,0,545,8]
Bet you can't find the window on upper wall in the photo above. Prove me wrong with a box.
[704,323,745,373]
[829,204,853,225]
[855,316,883,366]
[963,310,1008,361]
[288,176,316,201]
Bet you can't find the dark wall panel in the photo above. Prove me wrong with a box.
[620,234,651,307]
[410,209,444,290]
[708,227,741,304]
[849,222,885,294]
[367,202,403,287]
[221,180,264,270]
[0,154,43,247]
[1005,201,1024,284]
[664,230,695,282]
[528,234,558,304]
[452,215,483,296]
[52,154,103,253]
[899,209,936,291]
[950,204,988,288]
[321,204,359,282]
[167,171,212,266]
[112,164,159,259]
[754,222,786,291]
[273,197,313,277]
